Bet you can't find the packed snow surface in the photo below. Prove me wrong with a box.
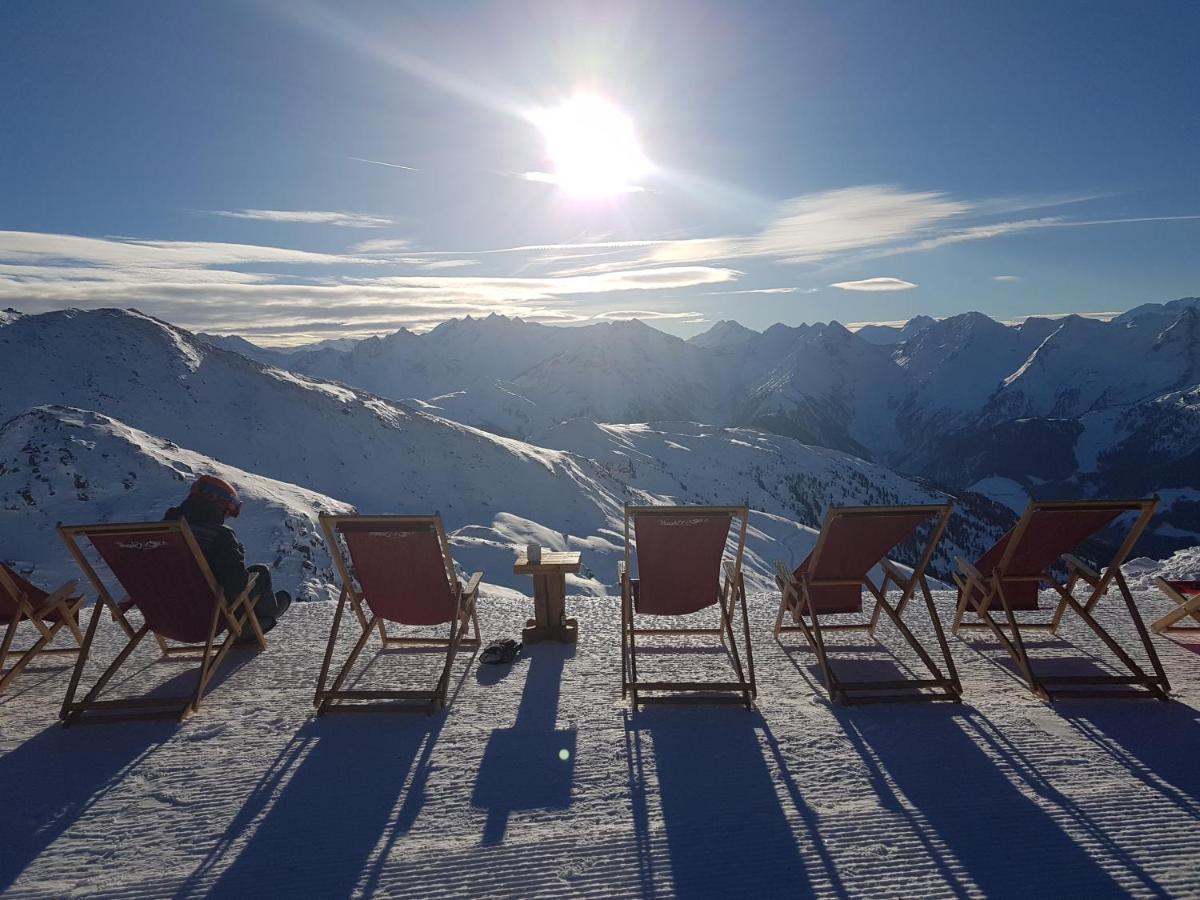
[0,589,1198,897]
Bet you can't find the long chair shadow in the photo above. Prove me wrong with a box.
[1059,701,1200,819]
[190,715,442,898]
[837,705,1130,897]
[0,722,173,891]
[958,712,1175,896]
[472,644,577,846]
[624,707,825,899]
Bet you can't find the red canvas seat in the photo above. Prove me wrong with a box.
[58,520,267,724]
[620,505,755,708]
[952,499,1170,701]
[0,563,84,696]
[316,515,481,715]
[773,504,959,704]
[1151,578,1200,635]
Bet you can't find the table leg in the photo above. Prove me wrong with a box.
[523,573,579,644]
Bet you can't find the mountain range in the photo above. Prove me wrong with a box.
[210,296,1200,557]
[1,297,1196,597]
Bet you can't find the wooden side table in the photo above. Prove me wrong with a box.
[513,551,582,644]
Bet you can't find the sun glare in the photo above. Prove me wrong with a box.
[530,94,651,198]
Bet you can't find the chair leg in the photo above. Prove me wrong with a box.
[61,598,106,721]
[62,623,152,726]
[772,583,789,638]
[318,611,378,715]
[0,615,76,696]
[995,583,1046,700]
[314,587,351,707]
[0,613,20,685]
[735,574,757,702]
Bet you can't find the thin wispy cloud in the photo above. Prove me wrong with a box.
[346,155,420,172]
[211,209,400,228]
[0,229,736,342]
[830,277,918,292]
[701,287,800,296]
[590,309,704,321]
[0,230,373,268]
[350,238,412,253]
[408,187,1200,274]
[994,275,1021,282]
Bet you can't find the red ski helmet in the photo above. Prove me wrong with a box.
[189,475,242,518]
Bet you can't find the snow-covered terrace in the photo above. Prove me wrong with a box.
[1,591,1198,898]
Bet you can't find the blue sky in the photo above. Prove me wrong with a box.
[2,0,1198,344]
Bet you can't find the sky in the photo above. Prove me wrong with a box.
[2,0,1198,345]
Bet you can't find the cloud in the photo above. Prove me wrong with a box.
[829,277,918,292]
[346,155,419,172]
[993,275,1021,282]
[0,230,371,268]
[701,287,800,296]
[0,229,737,343]
[589,309,705,322]
[350,237,412,253]
[418,189,1200,273]
[211,209,400,228]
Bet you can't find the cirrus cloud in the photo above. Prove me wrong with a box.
[211,209,401,228]
[829,277,918,292]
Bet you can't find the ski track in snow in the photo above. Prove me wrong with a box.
[1,591,1198,899]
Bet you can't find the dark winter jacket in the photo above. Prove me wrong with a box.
[164,498,249,601]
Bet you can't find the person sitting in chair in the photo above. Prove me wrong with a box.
[164,475,291,638]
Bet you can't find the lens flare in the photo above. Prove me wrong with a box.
[529,94,651,198]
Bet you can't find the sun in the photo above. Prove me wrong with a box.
[529,94,651,198]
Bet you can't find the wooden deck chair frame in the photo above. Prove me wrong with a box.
[1151,577,1200,635]
[772,503,961,705]
[315,514,481,716]
[0,566,85,696]
[57,521,267,726]
[951,499,1169,702]
[620,505,756,709]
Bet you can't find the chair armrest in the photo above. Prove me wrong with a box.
[461,571,484,597]
[30,580,80,619]
[1062,554,1099,582]
[879,558,910,584]
[956,557,984,582]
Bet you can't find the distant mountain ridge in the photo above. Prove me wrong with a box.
[194,297,1200,557]
[0,308,1016,596]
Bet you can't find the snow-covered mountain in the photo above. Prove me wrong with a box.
[853,315,936,345]
[0,406,351,598]
[183,297,1200,557]
[0,308,1014,598]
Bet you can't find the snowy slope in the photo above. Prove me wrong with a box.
[538,419,1011,580]
[687,319,759,349]
[987,308,1200,421]
[739,323,902,457]
[512,320,721,425]
[3,589,1199,898]
[0,406,352,598]
[854,314,936,345]
[0,310,1015,600]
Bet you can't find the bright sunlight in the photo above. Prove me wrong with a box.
[528,94,651,198]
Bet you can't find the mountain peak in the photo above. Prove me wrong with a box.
[689,319,758,349]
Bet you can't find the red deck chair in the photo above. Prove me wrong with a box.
[620,505,755,708]
[57,521,267,725]
[1151,578,1200,635]
[773,504,959,705]
[315,515,481,715]
[951,498,1169,701]
[0,563,84,696]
